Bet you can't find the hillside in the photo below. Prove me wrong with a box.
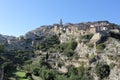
[0,20,120,80]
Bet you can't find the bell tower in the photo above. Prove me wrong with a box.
[60,19,63,27]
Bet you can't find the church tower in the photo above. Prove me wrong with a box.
[60,19,63,27]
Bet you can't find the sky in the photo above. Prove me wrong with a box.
[0,0,120,37]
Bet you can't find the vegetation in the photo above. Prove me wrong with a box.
[64,50,75,57]
[67,40,77,51]
[35,35,60,52]
[0,44,5,53]
[95,62,110,79]
[59,40,77,51]
[89,54,96,63]
[22,54,91,80]
[57,42,68,52]
[96,43,106,50]
[57,40,77,57]
[13,71,29,80]
[88,43,94,48]
[79,34,93,41]
[0,45,34,79]
[109,63,116,69]
[0,39,79,80]
[109,31,120,40]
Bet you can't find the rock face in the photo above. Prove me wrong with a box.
[75,42,94,57]
[90,32,109,43]
[58,66,68,73]
[109,66,120,80]
[91,33,102,42]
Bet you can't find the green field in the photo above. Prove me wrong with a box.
[9,71,29,80]
[9,70,42,80]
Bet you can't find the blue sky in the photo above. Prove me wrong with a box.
[0,0,120,37]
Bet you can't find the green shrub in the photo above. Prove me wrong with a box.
[88,43,94,48]
[79,34,93,41]
[109,31,120,40]
[58,42,68,52]
[109,63,115,69]
[67,65,87,80]
[58,40,77,53]
[55,75,68,80]
[96,43,106,50]
[64,50,74,57]
[32,68,40,76]
[95,62,110,79]
[39,68,57,80]
[67,40,77,51]
[89,54,96,63]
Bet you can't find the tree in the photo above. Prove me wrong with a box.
[0,45,5,53]
[45,52,49,60]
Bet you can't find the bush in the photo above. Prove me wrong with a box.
[67,40,77,51]
[109,63,115,69]
[96,43,106,50]
[95,62,110,79]
[55,75,68,80]
[68,66,78,77]
[58,42,69,52]
[89,54,96,63]
[33,68,40,76]
[79,34,93,41]
[25,72,32,78]
[39,68,57,80]
[64,50,74,57]
[23,64,31,72]
[88,43,94,48]
[58,40,77,53]
[109,31,120,40]
[67,65,87,80]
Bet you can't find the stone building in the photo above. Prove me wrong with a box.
[53,24,59,33]
[53,20,114,37]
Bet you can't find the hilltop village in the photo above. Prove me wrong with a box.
[0,20,120,80]
[54,20,111,36]
[52,20,119,42]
